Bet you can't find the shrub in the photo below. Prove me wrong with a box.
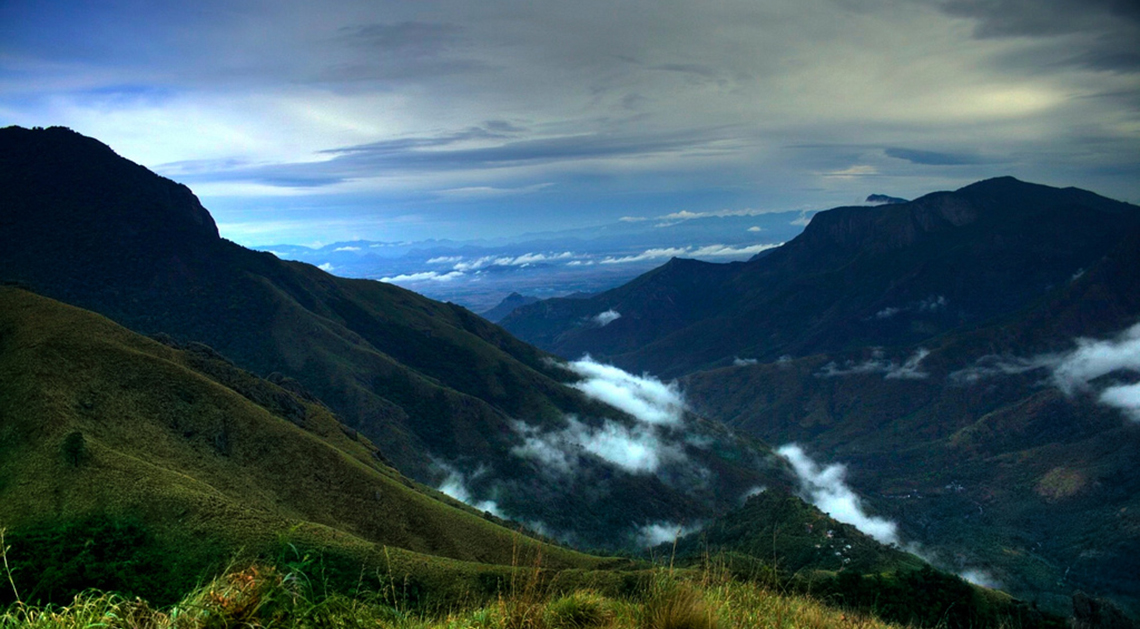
[546,591,612,628]
[642,581,718,629]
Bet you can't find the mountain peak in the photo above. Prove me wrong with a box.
[0,125,219,244]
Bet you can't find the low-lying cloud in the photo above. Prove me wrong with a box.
[512,416,682,475]
[872,295,948,320]
[818,348,930,380]
[510,357,695,478]
[379,270,465,283]
[564,357,685,426]
[599,243,781,264]
[593,310,621,326]
[436,462,504,517]
[1052,322,1140,421]
[638,522,702,548]
[949,321,1140,422]
[778,444,899,545]
[452,251,576,271]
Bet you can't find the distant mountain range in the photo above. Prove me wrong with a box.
[503,177,1140,613]
[253,206,804,312]
[503,177,1140,375]
[481,292,541,322]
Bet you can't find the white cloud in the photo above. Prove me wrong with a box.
[318,262,335,271]
[333,245,361,251]
[436,463,504,518]
[1051,322,1140,421]
[747,226,762,232]
[380,270,465,282]
[1099,383,1140,422]
[951,321,1140,422]
[689,243,782,258]
[778,445,899,545]
[600,247,690,265]
[818,348,930,380]
[512,416,683,475]
[959,568,1002,590]
[733,357,759,366]
[565,356,685,426]
[948,354,1058,384]
[918,295,948,312]
[870,295,947,321]
[599,243,781,265]
[427,255,463,264]
[592,309,621,326]
[637,522,701,547]
[452,252,577,271]
[822,165,878,179]
[511,358,693,476]
[742,485,766,501]
[434,182,553,198]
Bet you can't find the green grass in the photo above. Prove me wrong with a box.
[0,553,915,629]
[0,287,608,610]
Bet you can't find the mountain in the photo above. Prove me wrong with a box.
[481,292,542,323]
[679,239,1140,614]
[503,177,1140,614]
[0,286,610,606]
[866,194,908,205]
[668,489,1063,629]
[0,125,790,549]
[502,177,1140,376]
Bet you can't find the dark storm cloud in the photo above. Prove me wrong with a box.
[940,0,1140,71]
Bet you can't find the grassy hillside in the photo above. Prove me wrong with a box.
[0,286,610,606]
[0,125,789,548]
[0,559,922,629]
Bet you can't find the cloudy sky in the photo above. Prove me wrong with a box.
[2,0,1138,245]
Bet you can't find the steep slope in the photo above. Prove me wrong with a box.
[503,178,1140,614]
[0,286,606,605]
[481,292,540,323]
[668,489,1062,629]
[0,125,790,549]
[680,235,1140,615]
[503,177,1140,376]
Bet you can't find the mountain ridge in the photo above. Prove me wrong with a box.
[0,125,791,549]
[503,176,1140,376]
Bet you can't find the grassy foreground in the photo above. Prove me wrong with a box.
[0,557,906,629]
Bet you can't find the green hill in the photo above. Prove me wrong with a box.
[0,286,611,606]
[0,125,789,548]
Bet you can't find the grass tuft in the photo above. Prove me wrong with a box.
[641,580,717,629]
[545,592,612,629]
[0,560,918,629]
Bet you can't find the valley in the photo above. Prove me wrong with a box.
[0,125,1135,626]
